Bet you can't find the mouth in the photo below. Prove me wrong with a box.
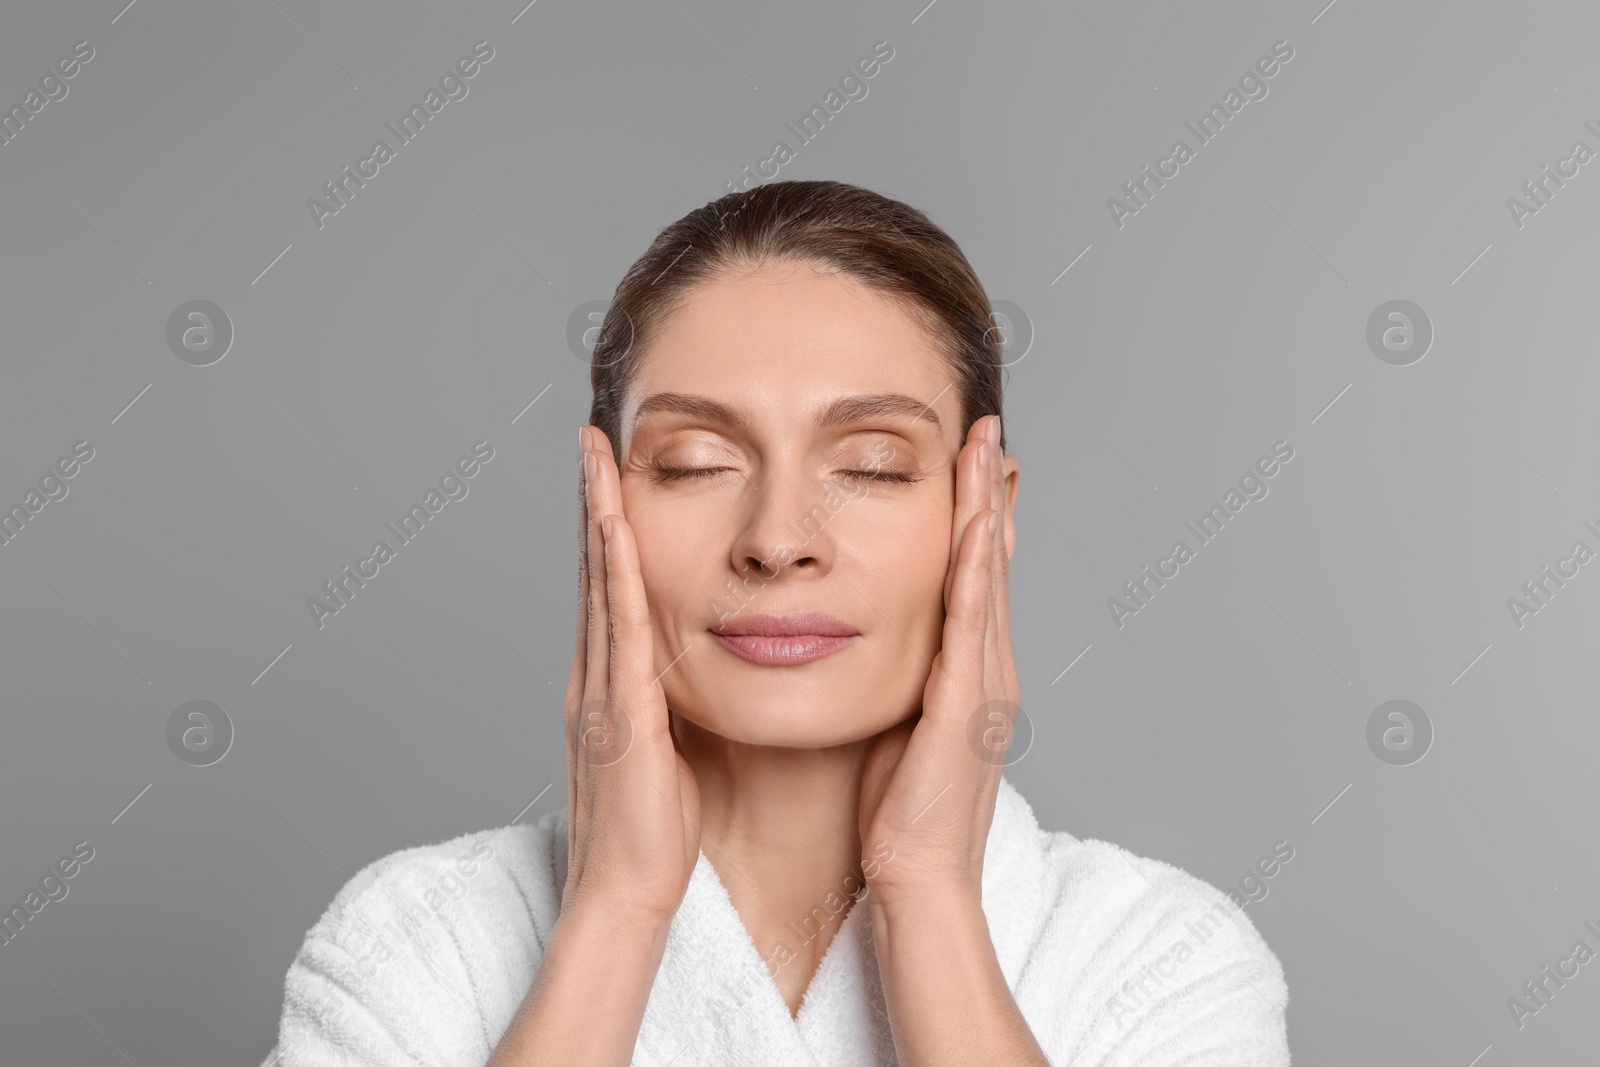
[710,613,860,666]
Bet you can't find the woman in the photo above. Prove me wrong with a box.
[266,180,1289,1066]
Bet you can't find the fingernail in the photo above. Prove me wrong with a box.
[979,443,992,470]
[601,515,613,541]
[986,511,999,536]
[578,426,587,452]
[584,450,598,483]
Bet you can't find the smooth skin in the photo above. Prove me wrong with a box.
[487,264,1041,1066]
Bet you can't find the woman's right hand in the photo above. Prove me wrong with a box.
[486,429,700,1066]
[562,424,702,928]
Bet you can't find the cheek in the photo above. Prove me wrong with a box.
[850,502,951,619]
[902,516,949,586]
[626,502,713,622]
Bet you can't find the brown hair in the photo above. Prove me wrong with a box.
[588,179,1006,455]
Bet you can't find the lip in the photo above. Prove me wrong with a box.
[710,613,860,666]
[713,613,858,638]
[710,632,859,665]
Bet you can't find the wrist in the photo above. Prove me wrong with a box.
[556,893,676,955]
[496,886,673,1065]
[868,880,985,925]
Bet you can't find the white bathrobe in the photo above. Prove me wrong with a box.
[263,776,1290,1066]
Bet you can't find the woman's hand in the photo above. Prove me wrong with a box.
[857,413,1019,908]
[562,425,702,927]
[853,414,1046,1067]
[487,427,703,1067]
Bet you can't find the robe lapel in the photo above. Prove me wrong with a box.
[628,774,1044,1067]
[794,894,899,1066]
[634,850,822,1066]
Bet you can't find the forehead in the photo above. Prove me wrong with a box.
[621,264,956,445]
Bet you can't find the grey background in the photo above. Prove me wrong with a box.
[1,0,1596,1063]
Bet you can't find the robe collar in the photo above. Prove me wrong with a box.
[625,774,1046,1066]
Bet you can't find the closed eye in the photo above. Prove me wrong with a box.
[844,469,920,484]
[649,465,920,485]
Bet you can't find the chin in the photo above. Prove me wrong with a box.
[668,673,913,749]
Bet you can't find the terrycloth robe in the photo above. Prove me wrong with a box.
[263,775,1290,1065]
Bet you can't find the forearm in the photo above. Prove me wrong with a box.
[869,889,1049,1067]
[486,901,670,1067]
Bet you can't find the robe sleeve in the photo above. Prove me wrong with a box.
[1036,840,1291,1067]
[268,828,553,1067]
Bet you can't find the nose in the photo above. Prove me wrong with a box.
[728,464,840,581]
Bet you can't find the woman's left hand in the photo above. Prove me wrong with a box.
[858,413,1020,909]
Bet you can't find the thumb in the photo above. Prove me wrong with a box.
[858,716,917,839]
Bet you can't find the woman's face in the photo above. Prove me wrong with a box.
[614,260,1018,747]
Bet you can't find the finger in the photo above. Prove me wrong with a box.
[572,428,608,831]
[568,438,611,851]
[929,501,997,719]
[985,419,1006,673]
[566,427,591,835]
[992,424,1008,550]
[987,422,1020,706]
[601,513,667,745]
[568,427,601,823]
[582,442,612,702]
[579,427,627,766]
[571,427,591,694]
[946,419,991,610]
[586,424,619,470]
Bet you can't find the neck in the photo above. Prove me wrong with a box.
[671,712,873,1003]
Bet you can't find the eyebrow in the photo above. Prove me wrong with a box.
[629,391,944,436]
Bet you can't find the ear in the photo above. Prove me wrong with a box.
[1001,454,1019,561]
